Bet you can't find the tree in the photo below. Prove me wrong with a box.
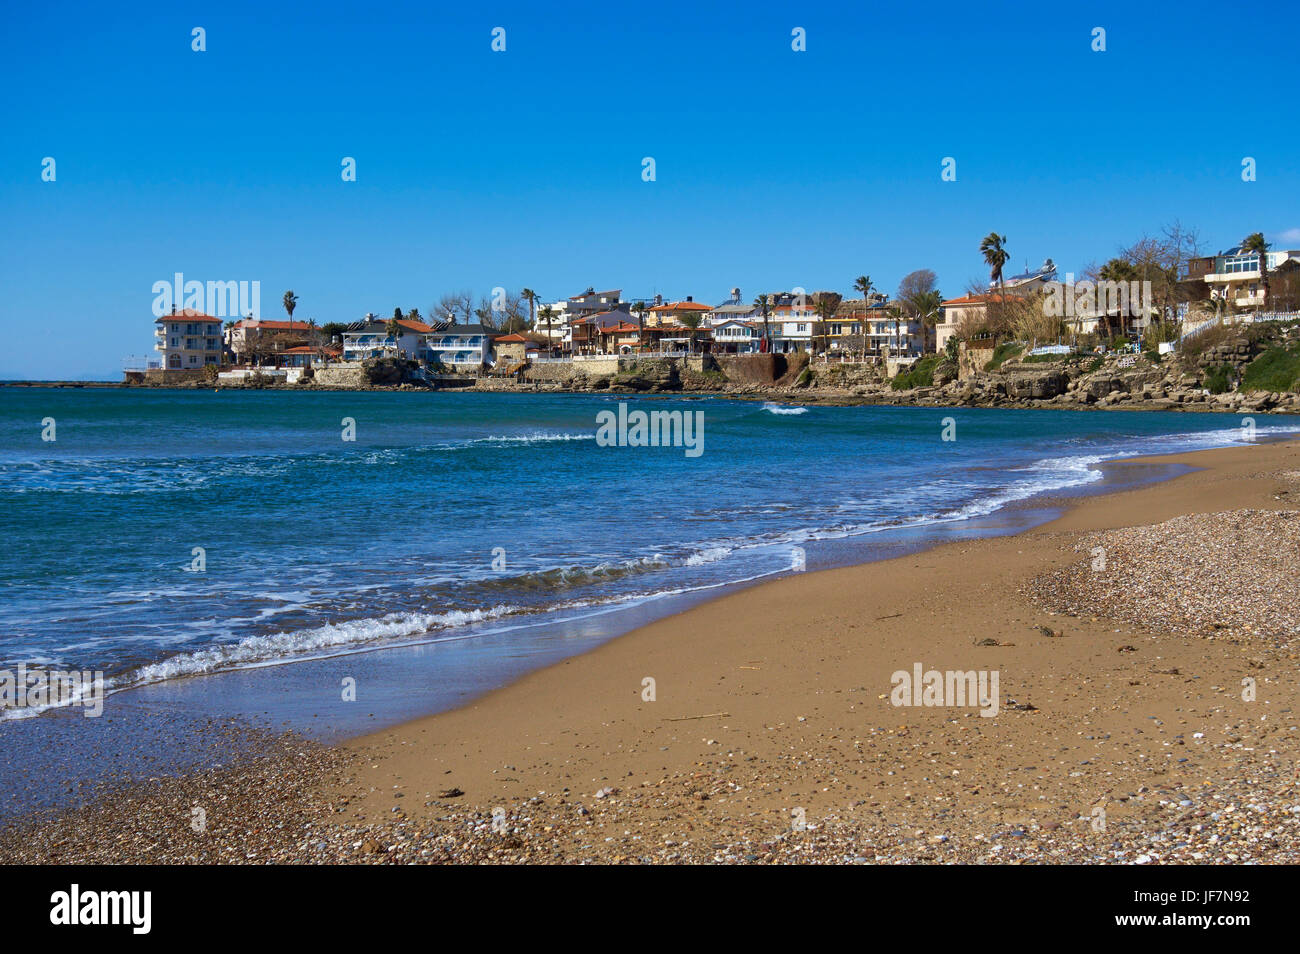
[521,289,539,330]
[537,305,557,347]
[897,269,937,304]
[393,307,403,321]
[754,294,772,353]
[852,276,874,360]
[814,291,842,355]
[283,290,298,320]
[979,234,1009,297]
[907,289,944,353]
[633,301,647,352]
[385,317,402,354]
[1242,232,1270,310]
[679,312,703,353]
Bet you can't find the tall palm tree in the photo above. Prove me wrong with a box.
[909,290,944,353]
[853,275,873,360]
[283,290,298,321]
[753,294,772,353]
[679,312,703,353]
[979,233,1010,297]
[633,301,647,352]
[1242,232,1270,311]
[522,288,538,329]
[814,293,842,356]
[538,305,556,349]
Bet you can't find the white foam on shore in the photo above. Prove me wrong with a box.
[762,403,808,415]
[115,604,522,688]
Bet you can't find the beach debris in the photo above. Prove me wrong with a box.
[665,712,730,722]
[437,787,465,798]
[1034,625,1065,638]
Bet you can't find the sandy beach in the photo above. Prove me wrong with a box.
[7,438,1299,864]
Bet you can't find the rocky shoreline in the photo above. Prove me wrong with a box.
[41,321,1300,416]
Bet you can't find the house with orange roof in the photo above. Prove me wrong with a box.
[155,307,224,370]
[227,316,320,364]
[646,297,712,329]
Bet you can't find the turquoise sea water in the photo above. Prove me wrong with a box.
[2,389,1297,702]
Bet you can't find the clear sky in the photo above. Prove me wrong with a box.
[2,0,1297,379]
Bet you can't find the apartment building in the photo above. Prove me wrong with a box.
[1189,244,1300,310]
[155,308,223,370]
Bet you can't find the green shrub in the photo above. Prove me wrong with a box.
[983,341,1023,371]
[891,354,942,390]
[1086,356,1104,373]
[1240,346,1300,393]
[1203,364,1232,394]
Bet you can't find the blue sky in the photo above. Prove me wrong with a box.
[2,0,1297,379]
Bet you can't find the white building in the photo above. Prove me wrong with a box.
[341,315,434,362]
[423,324,496,367]
[711,320,762,353]
[155,309,223,370]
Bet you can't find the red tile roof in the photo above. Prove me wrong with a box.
[233,318,315,331]
[649,300,711,312]
[155,310,222,324]
[394,319,432,333]
[493,333,537,344]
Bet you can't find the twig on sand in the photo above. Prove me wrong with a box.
[665,712,730,722]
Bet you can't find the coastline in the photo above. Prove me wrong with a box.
[7,437,1299,863]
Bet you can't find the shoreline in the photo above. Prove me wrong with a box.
[7,378,1297,415]
[6,437,1299,862]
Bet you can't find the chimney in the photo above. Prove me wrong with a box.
[686,295,693,302]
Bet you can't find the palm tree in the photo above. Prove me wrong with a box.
[522,288,539,329]
[814,293,842,356]
[679,312,703,353]
[283,290,298,321]
[908,290,944,353]
[537,305,556,349]
[633,301,647,352]
[853,276,873,360]
[979,233,1010,297]
[1242,232,1270,311]
[385,317,402,356]
[753,294,772,353]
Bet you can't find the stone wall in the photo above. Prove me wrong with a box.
[314,365,366,388]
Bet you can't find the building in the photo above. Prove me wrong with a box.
[765,292,818,353]
[1189,244,1300,311]
[492,333,540,365]
[646,297,711,328]
[227,317,318,365]
[340,315,434,362]
[707,288,759,329]
[711,320,762,353]
[423,324,496,367]
[155,308,224,370]
[571,312,656,354]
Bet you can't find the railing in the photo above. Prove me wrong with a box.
[122,356,162,371]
